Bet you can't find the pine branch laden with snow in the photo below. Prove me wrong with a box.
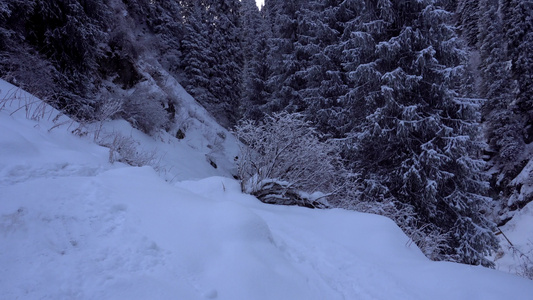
[234,112,338,208]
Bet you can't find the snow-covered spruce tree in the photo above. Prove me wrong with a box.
[179,1,217,117]
[295,0,348,137]
[239,0,273,121]
[477,0,533,222]
[179,0,242,127]
[502,0,533,217]
[503,0,533,122]
[456,0,480,47]
[345,0,497,266]
[336,0,392,137]
[477,0,523,222]
[240,0,264,67]
[0,0,111,120]
[258,0,349,136]
[206,0,243,127]
[235,113,340,208]
[262,0,305,114]
[122,0,184,75]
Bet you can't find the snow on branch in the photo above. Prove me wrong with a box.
[234,112,340,208]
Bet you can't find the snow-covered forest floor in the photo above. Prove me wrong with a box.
[1,79,532,299]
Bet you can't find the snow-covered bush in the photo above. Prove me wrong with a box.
[519,258,533,280]
[407,224,451,261]
[346,184,450,260]
[235,112,339,207]
[513,242,533,280]
[120,86,169,134]
[99,131,157,167]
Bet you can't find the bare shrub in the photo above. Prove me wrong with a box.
[0,85,75,132]
[120,86,169,134]
[519,260,533,280]
[407,225,451,260]
[90,92,125,140]
[336,177,451,260]
[357,197,450,259]
[99,131,157,167]
[512,241,533,280]
[95,95,123,122]
[235,112,340,205]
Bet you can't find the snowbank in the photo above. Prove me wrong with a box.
[1,79,533,299]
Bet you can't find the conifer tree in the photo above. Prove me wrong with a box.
[504,0,533,133]
[478,0,522,169]
[479,0,533,220]
[260,0,348,134]
[262,0,304,113]
[180,0,216,112]
[239,0,273,121]
[295,0,347,136]
[207,0,243,126]
[456,0,480,47]
[180,0,243,127]
[0,0,111,119]
[140,0,184,74]
[346,0,497,266]
[336,0,390,136]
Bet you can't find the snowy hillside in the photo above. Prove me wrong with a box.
[1,80,533,299]
[494,200,533,277]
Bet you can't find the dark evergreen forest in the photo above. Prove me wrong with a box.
[1,0,532,268]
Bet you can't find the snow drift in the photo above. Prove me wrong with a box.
[1,79,532,299]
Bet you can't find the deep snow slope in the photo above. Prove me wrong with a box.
[494,200,533,277]
[1,80,533,299]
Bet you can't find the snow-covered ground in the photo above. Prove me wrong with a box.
[1,79,533,299]
[495,200,533,277]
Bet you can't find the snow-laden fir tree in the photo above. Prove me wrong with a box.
[345,0,498,266]
[180,0,216,115]
[477,0,522,219]
[180,0,242,127]
[262,0,304,113]
[456,0,480,47]
[0,0,111,119]
[503,0,533,122]
[479,0,533,221]
[137,0,184,75]
[253,0,349,135]
[336,0,392,137]
[239,0,273,121]
[295,0,348,136]
[206,0,243,126]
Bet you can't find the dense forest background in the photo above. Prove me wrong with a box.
[1,0,532,269]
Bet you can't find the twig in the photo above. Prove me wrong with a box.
[495,227,514,247]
